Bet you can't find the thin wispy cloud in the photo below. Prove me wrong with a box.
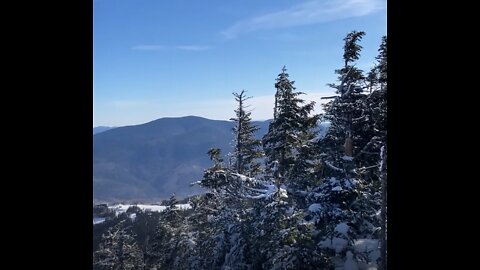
[256,32,306,42]
[131,45,211,51]
[131,45,166,51]
[221,0,385,39]
[176,45,211,51]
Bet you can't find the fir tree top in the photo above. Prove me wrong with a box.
[343,31,366,67]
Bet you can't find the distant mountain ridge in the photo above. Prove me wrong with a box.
[93,116,329,202]
[93,116,269,202]
[93,126,116,135]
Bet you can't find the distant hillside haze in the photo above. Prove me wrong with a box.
[93,116,329,202]
[93,126,115,135]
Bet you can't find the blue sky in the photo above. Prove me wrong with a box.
[94,0,386,127]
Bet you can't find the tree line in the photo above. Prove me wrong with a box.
[93,31,387,270]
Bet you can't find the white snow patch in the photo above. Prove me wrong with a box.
[354,239,380,265]
[187,239,196,248]
[329,177,339,185]
[332,186,343,191]
[335,222,349,235]
[176,204,192,210]
[246,183,278,199]
[354,239,379,253]
[341,155,354,161]
[133,204,167,212]
[108,203,191,215]
[129,213,137,222]
[319,237,348,253]
[344,251,359,270]
[237,174,248,181]
[379,145,385,171]
[345,178,358,189]
[279,184,288,198]
[231,173,254,182]
[327,238,380,270]
[264,184,278,197]
[308,203,322,212]
[93,217,105,225]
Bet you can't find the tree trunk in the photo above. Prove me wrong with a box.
[379,145,387,270]
[344,135,353,156]
[236,114,242,174]
[235,91,244,174]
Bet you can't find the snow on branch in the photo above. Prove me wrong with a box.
[245,183,288,200]
[230,173,256,183]
[245,183,277,199]
[354,164,380,175]
[380,145,386,172]
[189,180,202,186]
[324,160,343,172]
[352,114,366,122]
[244,186,273,194]
[321,96,339,99]
[355,136,382,158]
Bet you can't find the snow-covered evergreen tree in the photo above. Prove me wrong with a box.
[289,129,322,198]
[145,194,188,269]
[309,31,383,266]
[186,193,226,269]
[365,35,387,270]
[195,149,256,269]
[263,66,318,185]
[93,220,145,270]
[321,31,370,171]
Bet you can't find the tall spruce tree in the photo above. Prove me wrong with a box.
[263,66,318,185]
[377,36,387,89]
[251,66,328,269]
[378,36,387,270]
[322,30,369,171]
[310,31,378,263]
[230,90,264,176]
[364,35,387,270]
[355,37,387,269]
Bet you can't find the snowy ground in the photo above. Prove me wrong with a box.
[321,237,380,270]
[316,222,380,270]
[93,203,192,224]
[109,203,192,215]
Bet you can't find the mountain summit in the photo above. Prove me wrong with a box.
[93,116,269,202]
